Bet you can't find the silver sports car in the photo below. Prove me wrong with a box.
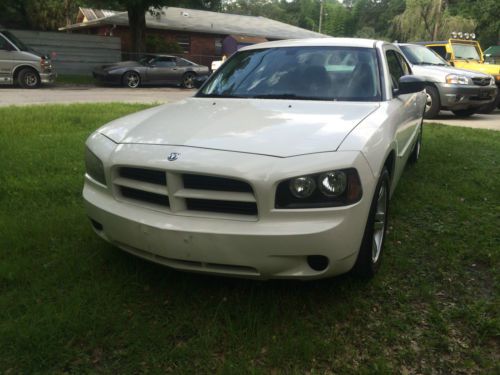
[92,55,210,89]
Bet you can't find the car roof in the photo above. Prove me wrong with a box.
[240,37,381,51]
[414,41,448,45]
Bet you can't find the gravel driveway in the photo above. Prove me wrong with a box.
[1,84,498,130]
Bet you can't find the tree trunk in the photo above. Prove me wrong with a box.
[127,1,147,57]
[433,0,444,40]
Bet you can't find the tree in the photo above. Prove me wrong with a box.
[0,0,82,30]
[393,0,476,41]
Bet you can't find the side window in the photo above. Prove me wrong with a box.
[386,50,404,90]
[176,58,193,67]
[429,45,447,60]
[155,57,176,67]
[0,36,15,51]
[396,52,411,75]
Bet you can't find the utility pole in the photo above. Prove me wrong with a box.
[319,0,324,33]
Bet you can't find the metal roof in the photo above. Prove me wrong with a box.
[61,7,326,40]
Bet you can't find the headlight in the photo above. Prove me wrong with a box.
[289,176,316,198]
[318,171,347,197]
[446,74,469,85]
[85,147,106,185]
[276,168,362,209]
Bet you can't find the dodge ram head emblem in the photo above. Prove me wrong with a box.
[167,152,180,161]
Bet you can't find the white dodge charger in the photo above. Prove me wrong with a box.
[84,38,427,279]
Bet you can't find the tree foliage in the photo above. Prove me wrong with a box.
[0,0,497,51]
[393,0,476,42]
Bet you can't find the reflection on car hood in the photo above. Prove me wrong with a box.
[100,61,141,70]
[412,64,492,80]
[99,98,380,157]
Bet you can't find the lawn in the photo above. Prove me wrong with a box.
[0,104,498,374]
[56,74,96,85]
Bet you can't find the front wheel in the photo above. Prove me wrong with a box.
[451,108,477,117]
[182,72,196,89]
[122,71,141,88]
[17,68,41,89]
[423,86,440,119]
[352,168,390,278]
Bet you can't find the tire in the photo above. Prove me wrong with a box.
[451,108,477,117]
[409,123,423,164]
[352,168,390,279]
[423,85,440,119]
[122,71,140,88]
[476,91,500,114]
[182,72,196,89]
[17,68,40,89]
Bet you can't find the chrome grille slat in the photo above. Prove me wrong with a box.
[174,188,256,202]
[114,177,168,196]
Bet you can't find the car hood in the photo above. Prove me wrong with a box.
[412,64,492,81]
[99,98,380,157]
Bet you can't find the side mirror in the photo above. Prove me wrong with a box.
[193,75,208,89]
[396,75,426,95]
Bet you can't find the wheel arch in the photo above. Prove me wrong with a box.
[13,65,40,81]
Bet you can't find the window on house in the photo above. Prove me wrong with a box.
[176,35,191,53]
[214,38,223,55]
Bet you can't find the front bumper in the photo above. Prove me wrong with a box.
[93,71,121,84]
[437,83,497,110]
[83,142,376,279]
[40,71,56,84]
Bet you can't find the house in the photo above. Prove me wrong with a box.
[59,7,325,66]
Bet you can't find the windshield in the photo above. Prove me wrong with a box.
[400,45,448,66]
[2,31,30,52]
[198,46,381,101]
[452,44,481,60]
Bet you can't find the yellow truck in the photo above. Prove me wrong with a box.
[418,35,500,113]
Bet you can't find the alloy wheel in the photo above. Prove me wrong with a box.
[24,72,38,87]
[425,91,432,113]
[126,73,140,88]
[372,184,387,263]
[183,73,195,89]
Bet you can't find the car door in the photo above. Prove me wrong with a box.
[384,47,420,161]
[146,56,178,83]
[0,34,16,84]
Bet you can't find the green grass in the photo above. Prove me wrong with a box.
[0,104,499,374]
[56,74,96,85]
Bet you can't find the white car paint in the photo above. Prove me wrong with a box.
[83,38,427,279]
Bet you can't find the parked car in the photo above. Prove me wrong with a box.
[84,38,426,280]
[92,55,210,88]
[0,30,56,88]
[418,34,500,113]
[397,43,497,118]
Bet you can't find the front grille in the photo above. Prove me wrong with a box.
[183,174,252,192]
[186,198,257,215]
[119,167,166,185]
[472,77,491,86]
[120,186,170,207]
[113,167,257,218]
